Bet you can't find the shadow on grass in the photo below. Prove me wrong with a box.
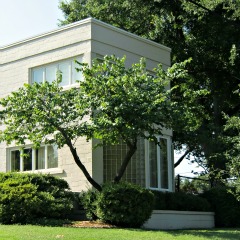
[26,218,72,227]
[125,228,240,240]
[166,229,240,240]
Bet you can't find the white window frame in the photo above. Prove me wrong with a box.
[31,56,83,87]
[145,136,173,191]
[8,144,62,174]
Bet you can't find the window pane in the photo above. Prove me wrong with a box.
[71,60,82,83]
[59,62,70,86]
[23,148,32,171]
[160,138,169,189]
[10,150,20,171]
[36,147,45,170]
[103,138,145,187]
[46,66,57,83]
[149,141,158,188]
[47,145,58,168]
[32,68,44,84]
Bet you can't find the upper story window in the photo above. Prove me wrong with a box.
[31,56,83,87]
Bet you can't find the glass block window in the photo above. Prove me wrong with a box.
[103,138,146,187]
[103,136,172,191]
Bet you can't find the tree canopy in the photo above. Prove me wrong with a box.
[0,56,183,191]
[59,0,240,180]
[224,101,240,200]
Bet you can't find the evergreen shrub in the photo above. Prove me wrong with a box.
[153,191,211,211]
[96,182,154,227]
[201,186,240,227]
[0,173,74,224]
[79,189,99,221]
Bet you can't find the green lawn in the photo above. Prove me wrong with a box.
[0,225,239,240]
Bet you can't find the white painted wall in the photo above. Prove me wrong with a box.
[143,210,215,230]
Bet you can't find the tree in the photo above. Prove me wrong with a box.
[224,111,240,200]
[0,56,182,191]
[78,56,177,183]
[58,0,240,180]
[0,79,102,191]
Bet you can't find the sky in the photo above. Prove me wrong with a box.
[0,0,201,177]
[0,0,64,46]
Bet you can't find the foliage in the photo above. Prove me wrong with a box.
[0,74,101,191]
[95,182,154,227]
[58,0,240,180]
[0,177,40,224]
[153,191,211,212]
[201,187,240,227]
[176,176,211,194]
[79,182,154,227]
[224,112,240,200]
[78,55,173,183]
[0,173,74,224]
[79,189,99,221]
[0,55,179,190]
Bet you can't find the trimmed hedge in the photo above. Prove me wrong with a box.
[0,173,74,224]
[201,187,240,227]
[97,182,154,227]
[80,182,154,227]
[152,191,211,212]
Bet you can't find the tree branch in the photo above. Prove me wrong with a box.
[185,0,212,13]
[174,148,192,168]
[39,97,102,191]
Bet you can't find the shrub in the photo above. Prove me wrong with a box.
[201,186,240,227]
[0,178,41,224]
[0,173,74,224]
[96,182,154,228]
[79,189,99,221]
[153,191,211,212]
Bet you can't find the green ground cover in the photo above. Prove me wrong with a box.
[0,225,239,240]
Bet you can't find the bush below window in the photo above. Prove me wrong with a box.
[152,191,211,212]
[0,173,74,224]
[80,182,154,228]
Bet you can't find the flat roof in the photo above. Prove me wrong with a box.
[0,18,171,52]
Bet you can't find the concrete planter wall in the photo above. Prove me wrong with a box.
[143,210,215,230]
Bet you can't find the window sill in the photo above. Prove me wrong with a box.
[25,168,63,175]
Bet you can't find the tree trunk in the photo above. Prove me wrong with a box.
[57,126,102,191]
[68,143,102,192]
[114,140,137,183]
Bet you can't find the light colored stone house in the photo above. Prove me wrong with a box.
[0,18,173,192]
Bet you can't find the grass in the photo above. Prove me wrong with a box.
[0,225,239,240]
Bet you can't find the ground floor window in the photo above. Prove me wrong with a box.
[146,137,171,190]
[9,145,58,172]
[103,136,173,191]
[103,138,146,187]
